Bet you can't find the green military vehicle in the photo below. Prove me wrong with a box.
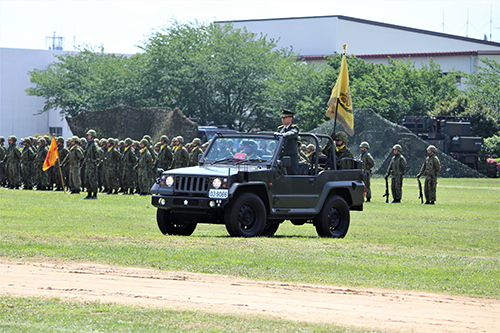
[150,132,364,238]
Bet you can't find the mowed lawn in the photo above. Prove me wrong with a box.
[1,177,498,298]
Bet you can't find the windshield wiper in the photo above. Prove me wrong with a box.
[235,158,267,165]
[212,157,237,165]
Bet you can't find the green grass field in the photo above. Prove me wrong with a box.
[1,178,499,332]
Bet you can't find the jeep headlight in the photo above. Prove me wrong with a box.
[165,175,174,187]
[212,177,222,189]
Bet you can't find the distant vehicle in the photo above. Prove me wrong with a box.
[403,116,482,169]
[150,132,365,238]
[196,125,239,143]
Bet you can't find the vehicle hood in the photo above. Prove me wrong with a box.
[163,165,267,177]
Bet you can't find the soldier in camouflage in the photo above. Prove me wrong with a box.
[83,130,101,199]
[21,138,35,190]
[171,136,190,169]
[104,138,121,194]
[62,136,85,194]
[189,138,203,167]
[0,136,6,186]
[35,138,49,190]
[385,144,407,203]
[3,136,22,189]
[54,137,68,191]
[137,138,154,195]
[417,145,441,205]
[359,141,375,202]
[156,135,173,171]
[121,138,138,195]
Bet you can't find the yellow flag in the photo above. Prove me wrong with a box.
[326,51,354,135]
[42,137,59,171]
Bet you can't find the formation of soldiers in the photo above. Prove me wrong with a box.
[1,129,441,204]
[0,131,206,199]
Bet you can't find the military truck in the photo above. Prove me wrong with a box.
[403,116,482,169]
[150,132,365,238]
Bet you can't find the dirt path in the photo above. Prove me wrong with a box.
[1,259,498,332]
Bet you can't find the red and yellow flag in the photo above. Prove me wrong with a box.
[42,137,59,171]
[326,44,354,135]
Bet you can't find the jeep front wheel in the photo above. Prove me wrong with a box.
[225,193,267,237]
[314,195,350,238]
[157,209,197,236]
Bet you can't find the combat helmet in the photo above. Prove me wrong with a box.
[427,145,437,152]
[160,135,169,143]
[177,136,184,143]
[124,138,133,145]
[37,137,46,145]
[9,135,18,142]
[140,138,149,146]
[86,129,97,137]
[56,137,65,143]
[71,136,80,143]
[192,138,201,145]
[334,131,349,143]
[359,141,370,149]
[392,144,402,151]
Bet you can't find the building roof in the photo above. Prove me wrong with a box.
[217,15,500,48]
[299,50,500,61]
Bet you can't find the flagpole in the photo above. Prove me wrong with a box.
[56,157,66,193]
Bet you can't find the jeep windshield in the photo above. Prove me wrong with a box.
[203,135,279,165]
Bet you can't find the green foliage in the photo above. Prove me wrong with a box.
[430,95,500,138]
[325,55,460,124]
[481,135,500,156]
[465,58,500,114]
[26,46,144,117]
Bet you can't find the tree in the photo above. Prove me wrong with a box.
[325,55,460,124]
[26,46,143,117]
[140,20,294,132]
[465,58,500,115]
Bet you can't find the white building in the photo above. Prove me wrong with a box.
[0,48,74,142]
[2,15,500,143]
[221,15,500,76]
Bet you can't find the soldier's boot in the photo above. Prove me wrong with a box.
[128,188,134,195]
[83,192,92,199]
[92,192,97,199]
[112,189,118,195]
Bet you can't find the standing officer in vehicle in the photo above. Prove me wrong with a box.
[385,144,407,203]
[275,109,299,175]
[359,141,375,202]
[416,145,441,205]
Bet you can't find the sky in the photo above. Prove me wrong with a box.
[0,0,499,54]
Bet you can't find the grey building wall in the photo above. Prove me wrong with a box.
[0,47,73,142]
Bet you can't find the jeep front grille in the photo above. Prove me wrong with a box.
[174,176,210,194]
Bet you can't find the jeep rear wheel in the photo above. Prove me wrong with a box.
[314,195,350,238]
[157,209,197,236]
[225,193,267,237]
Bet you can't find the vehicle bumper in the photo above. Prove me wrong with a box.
[152,195,229,211]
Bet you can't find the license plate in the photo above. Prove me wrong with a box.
[209,189,228,199]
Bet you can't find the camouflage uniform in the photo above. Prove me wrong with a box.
[63,137,84,193]
[3,136,22,189]
[385,144,407,203]
[171,136,190,169]
[137,139,154,195]
[54,137,68,191]
[83,130,101,199]
[0,137,6,186]
[20,138,35,189]
[359,141,375,201]
[417,145,441,204]
[104,139,121,194]
[189,138,203,167]
[156,135,173,170]
[35,138,49,190]
[121,138,138,194]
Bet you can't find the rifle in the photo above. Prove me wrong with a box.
[417,177,423,204]
[383,176,389,203]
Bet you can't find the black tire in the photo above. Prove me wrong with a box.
[156,209,197,236]
[225,192,267,237]
[261,220,282,237]
[314,195,350,238]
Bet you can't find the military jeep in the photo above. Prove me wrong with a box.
[150,132,364,238]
